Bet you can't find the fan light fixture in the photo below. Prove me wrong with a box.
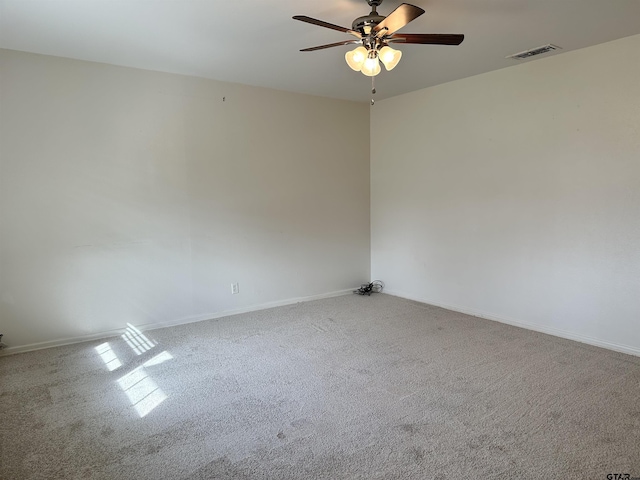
[345,45,401,76]
[361,53,381,77]
[379,46,402,70]
[345,46,368,71]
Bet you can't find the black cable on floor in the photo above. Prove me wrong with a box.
[354,280,384,296]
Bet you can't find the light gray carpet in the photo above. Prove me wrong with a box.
[1,294,639,479]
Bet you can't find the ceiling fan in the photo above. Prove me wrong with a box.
[293,0,464,77]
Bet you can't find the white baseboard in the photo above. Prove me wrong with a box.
[0,288,354,356]
[384,289,640,358]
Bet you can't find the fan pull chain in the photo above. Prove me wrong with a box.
[371,76,376,106]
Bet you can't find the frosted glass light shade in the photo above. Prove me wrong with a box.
[379,46,402,71]
[345,47,368,71]
[361,56,381,76]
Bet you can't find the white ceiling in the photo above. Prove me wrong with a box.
[2,0,640,102]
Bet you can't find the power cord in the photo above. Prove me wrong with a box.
[354,280,384,296]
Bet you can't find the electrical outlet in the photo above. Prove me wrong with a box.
[231,283,239,295]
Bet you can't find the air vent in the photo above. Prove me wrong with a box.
[506,44,561,60]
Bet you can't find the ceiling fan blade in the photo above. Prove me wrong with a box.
[300,40,361,52]
[389,33,465,45]
[293,15,361,38]
[373,3,425,36]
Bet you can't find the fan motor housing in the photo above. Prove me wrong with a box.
[352,13,385,34]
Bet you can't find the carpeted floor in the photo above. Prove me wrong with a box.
[1,294,639,479]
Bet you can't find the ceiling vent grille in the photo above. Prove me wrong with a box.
[506,44,561,60]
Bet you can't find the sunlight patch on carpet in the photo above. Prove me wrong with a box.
[122,323,157,355]
[117,365,168,417]
[95,342,122,371]
[143,351,174,367]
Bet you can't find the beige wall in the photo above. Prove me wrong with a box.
[4,34,639,355]
[0,49,370,351]
[371,34,640,355]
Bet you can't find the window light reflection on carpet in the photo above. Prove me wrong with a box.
[117,366,167,418]
[143,351,173,367]
[121,323,156,355]
[95,342,122,371]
